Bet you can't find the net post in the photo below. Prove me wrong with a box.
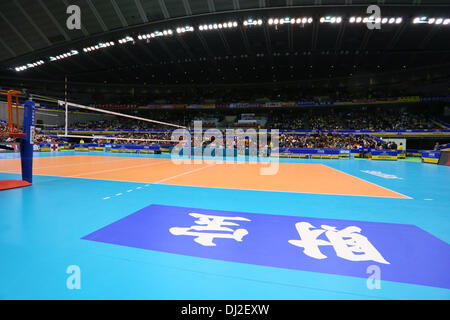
[20,99,35,184]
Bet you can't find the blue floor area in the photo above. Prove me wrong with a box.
[0,151,449,299]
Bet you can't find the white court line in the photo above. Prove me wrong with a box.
[153,182,414,199]
[0,156,153,173]
[68,160,170,177]
[103,184,150,200]
[30,157,143,170]
[153,163,216,184]
[324,164,412,199]
[101,163,214,200]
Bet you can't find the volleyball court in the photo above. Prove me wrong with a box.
[0,91,409,199]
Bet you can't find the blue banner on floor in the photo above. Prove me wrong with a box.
[82,204,450,289]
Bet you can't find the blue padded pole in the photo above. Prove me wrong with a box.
[20,99,36,183]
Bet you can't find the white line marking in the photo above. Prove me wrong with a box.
[324,165,412,199]
[103,197,110,200]
[68,160,169,177]
[360,170,403,180]
[30,157,141,170]
[153,182,414,199]
[0,156,167,173]
[153,164,216,184]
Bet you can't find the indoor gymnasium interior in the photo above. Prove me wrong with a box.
[0,1,449,302]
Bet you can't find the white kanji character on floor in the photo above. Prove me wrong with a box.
[170,213,250,246]
[289,222,389,264]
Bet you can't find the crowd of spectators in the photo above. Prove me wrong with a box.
[79,130,388,151]
[93,131,174,145]
[2,105,444,151]
[0,121,10,143]
[57,106,440,132]
[340,110,436,130]
[267,108,438,130]
[33,134,65,144]
[279,133,382,149]
[0,120,66,144]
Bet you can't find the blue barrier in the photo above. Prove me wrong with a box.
[422,151,441,158]
[369,150,398,160]
[370,150,398,156]
[278,148,342,155]
[109,144,161,151]
[422,151,441,164]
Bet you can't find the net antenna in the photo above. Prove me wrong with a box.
[57,100,186,143]
[65,75,68,137]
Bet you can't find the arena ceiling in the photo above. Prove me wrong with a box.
[0,0,449,89]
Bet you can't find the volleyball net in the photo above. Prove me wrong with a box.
[0,89,188,190]
[55,100,185,144]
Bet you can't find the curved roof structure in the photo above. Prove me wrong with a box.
[0,1,449,94]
